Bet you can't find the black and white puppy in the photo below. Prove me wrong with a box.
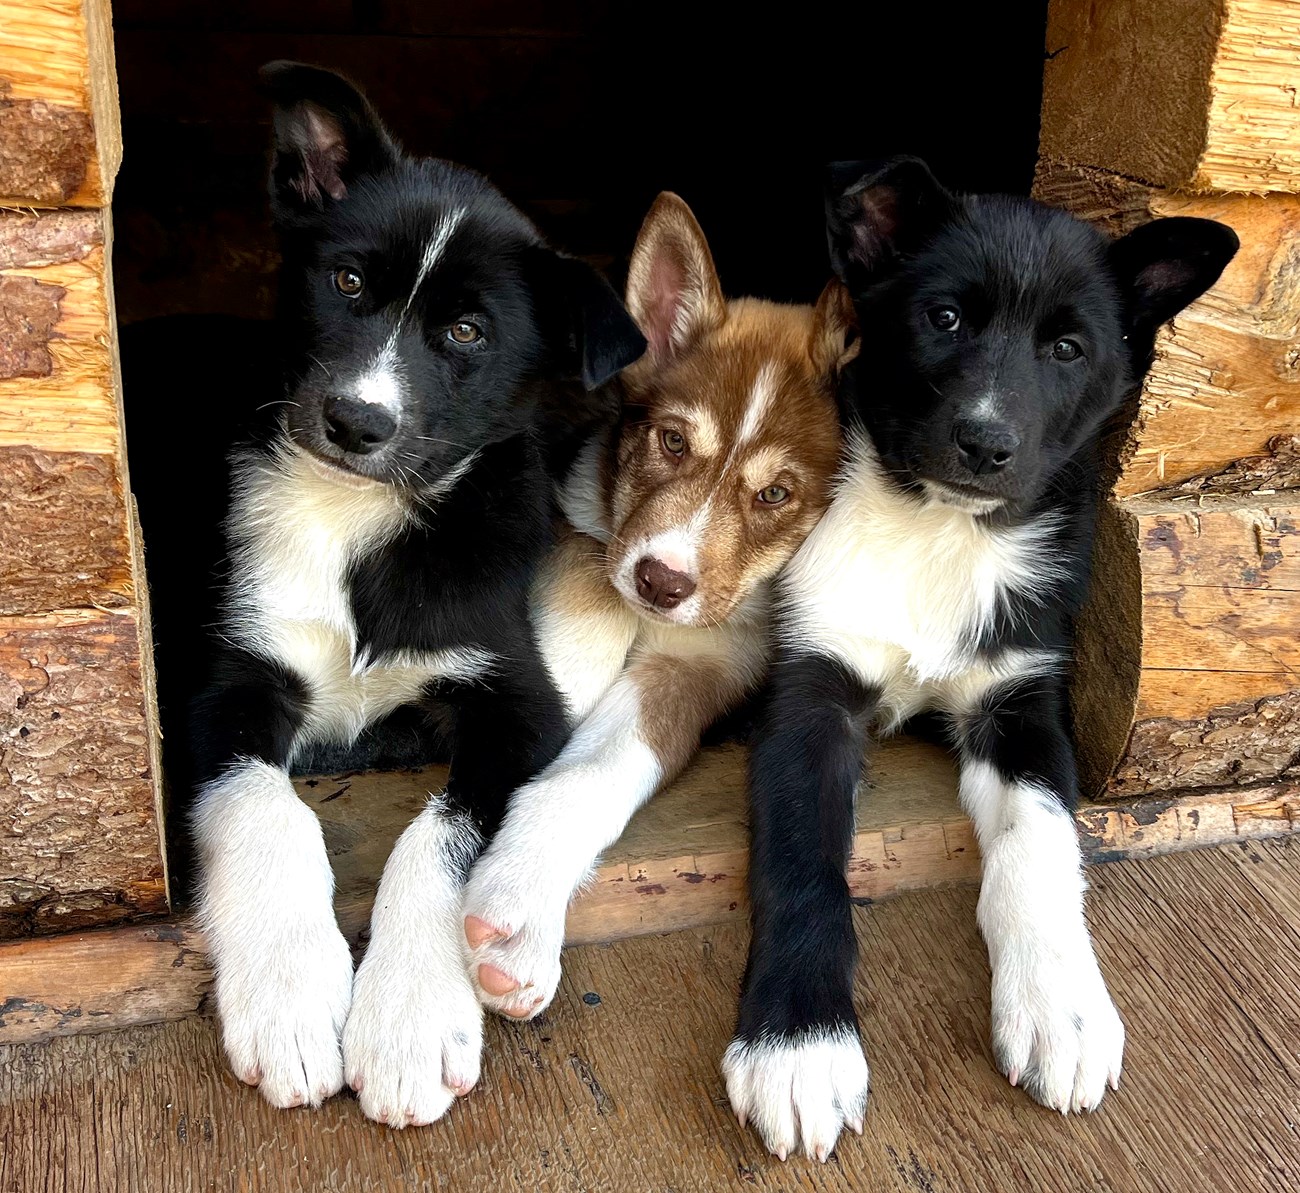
[724,158,1238,1159]
[190,63,643,1124]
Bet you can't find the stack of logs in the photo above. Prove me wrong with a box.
[0,0,167,934]
[1037,0,1300,802]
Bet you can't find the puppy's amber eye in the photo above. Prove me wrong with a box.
[335,268,364,297]
[661,429,686,457]
[928,306,960,331]
[757,485,789,506]
[449,321,481,345]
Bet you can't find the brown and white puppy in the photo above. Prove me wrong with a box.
[459,192,855,1019]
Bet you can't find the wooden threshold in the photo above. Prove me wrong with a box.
[1,737,1297,1045]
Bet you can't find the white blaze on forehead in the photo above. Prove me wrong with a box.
[402,206,467,322]
[971,392,1005,422]
[350,206,468,418]
[737,360,779,445]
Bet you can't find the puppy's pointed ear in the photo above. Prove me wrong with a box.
[1109,216,1239,335]
[809,279,860,378]
[260,61,399,221]
[530,250,647,390]
[624,192,726,365]
[826,157,955,285]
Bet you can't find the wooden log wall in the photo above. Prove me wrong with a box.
[0,0,167,935]
[1037,0,1300,798]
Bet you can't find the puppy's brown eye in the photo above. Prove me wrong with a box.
[661,429,686,457]
[928,306,960,331]
[757,485,789,506]
[335,268,364,297]
[449,321,481,345]
[1052,338,1082,362]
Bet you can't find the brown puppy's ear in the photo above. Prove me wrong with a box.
[625,192,726,365]
[809,279,860,378]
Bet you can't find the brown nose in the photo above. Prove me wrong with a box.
[635,557,697,610]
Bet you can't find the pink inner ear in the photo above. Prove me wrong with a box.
[644,253,685,359]
[298,105,349,202]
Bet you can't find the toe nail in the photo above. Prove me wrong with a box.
[815,1145,829,1163]
[465,915,507,949]
[478,963,520,997]
[848,1116,864,1135]
[736,1110,748,1129]
[1007,1067,1019,1087]
[350,1077,364,1093]
[774,1147,788,1162]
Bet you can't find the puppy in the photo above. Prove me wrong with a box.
[725,158,1238,1159]
[190,62,643,1122]
[458,193,855,1020]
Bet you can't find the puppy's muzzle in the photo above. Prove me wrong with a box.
[952,418,1020,477]
[635,557,697,610]
[322,396,397,456]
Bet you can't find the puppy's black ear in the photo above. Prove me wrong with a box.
[532,251,647,390]
[826,156,955,284]
[260,61,399,220]
[1109,216,1239,334]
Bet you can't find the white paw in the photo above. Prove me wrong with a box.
[213,918,354,1109]
[990,940,1125,1113]
[462,846,568,1021]
[342,938,484,1128]
[722,1029,870,1161]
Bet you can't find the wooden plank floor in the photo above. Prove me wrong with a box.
[2,838,1298,1192]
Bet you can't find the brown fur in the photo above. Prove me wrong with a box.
[602,192,856,629]
[465,196,855,1022]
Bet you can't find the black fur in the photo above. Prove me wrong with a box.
[741,653,875,1042]
[191,64,644,839]
[734,158,1237,1068]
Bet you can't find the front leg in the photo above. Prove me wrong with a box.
[958,673,1124,1112]
[342,643,569,1126]
[191,652,354,1109]
[725,651,875,1162]
[463,643,754,1020]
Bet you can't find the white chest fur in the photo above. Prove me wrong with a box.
[780,434,1064,724]
[224,446,491,754]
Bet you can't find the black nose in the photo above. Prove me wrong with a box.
[322,397,396,455]
[953,419,1020,476]
[635,557,697,610]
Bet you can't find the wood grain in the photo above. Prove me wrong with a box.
[1040,0,1300,193]
[2,839,1298,1191]
[0,608,167,938]
[2,738,1296,1045]
[0,448,133,615]
[0,209,121,455]
[0,0,122,206]
[1074,494,1300,797]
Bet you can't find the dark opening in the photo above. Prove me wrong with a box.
[113,0,1051,835]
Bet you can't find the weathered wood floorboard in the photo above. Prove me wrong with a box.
[0,838,1297,1192]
